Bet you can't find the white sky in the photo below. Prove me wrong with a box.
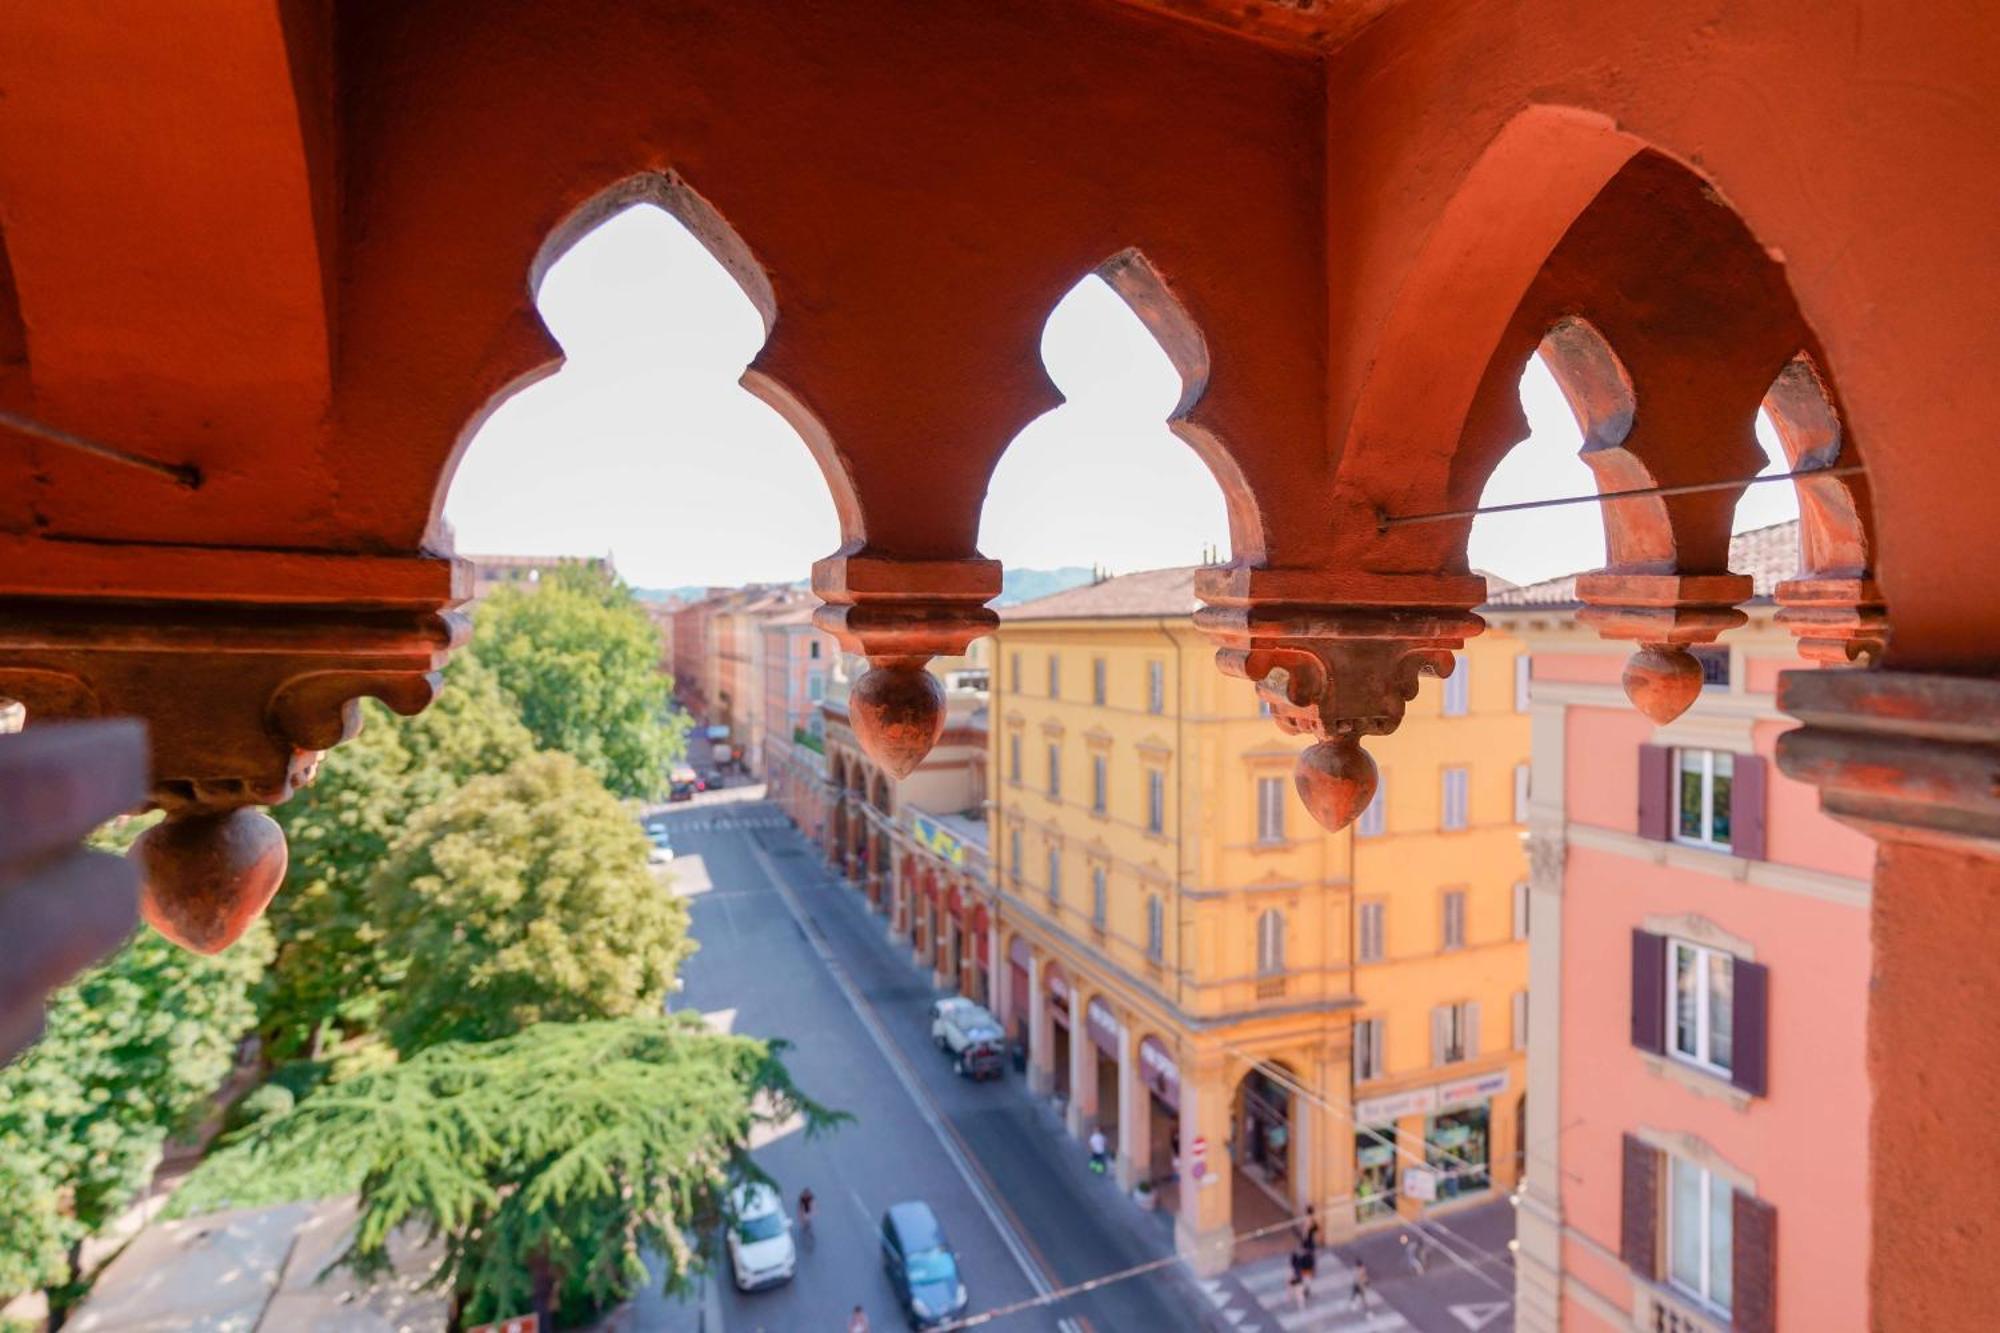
[445,205,1796,591]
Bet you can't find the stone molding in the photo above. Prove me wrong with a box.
[1565,821,1871,909]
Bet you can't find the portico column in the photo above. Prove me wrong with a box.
[1174,1053,1235,1276]
[1026,953,1052,1095]
[1315,1041,1356,1242]
[933,916,955,991]
[1778,668,2000,1333]
[1115,1024,1152,1191]
[1066,995,1099,1138]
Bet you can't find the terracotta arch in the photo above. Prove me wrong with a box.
[427,170,862,547]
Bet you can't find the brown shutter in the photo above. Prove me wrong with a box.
[1732,958,1770,1097]
[1732,1193,1779,1333]
[1631,930,1667,1054]
[1619,1134,1661,1278]
[1731,753,1768,860]
[1637,744,1674,840]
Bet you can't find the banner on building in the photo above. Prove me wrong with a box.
[911,812,968,866]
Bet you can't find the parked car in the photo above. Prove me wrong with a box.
[647,830,674,864]
[668,765,700,801]
[880,1200,968,1328]
[930,999,1005,1080]
[726,1183,797,1291]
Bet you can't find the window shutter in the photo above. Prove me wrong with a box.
[1619,1134,1662,1279]
[1430,1008,1445,1066]
[1732,753,1769,861]
[1637,743,1673,840]
[1630,930,1667,1054]
[1732,958,1771,1097]
[1465,1002,1481,1059]
[1732,1193,1779,1333]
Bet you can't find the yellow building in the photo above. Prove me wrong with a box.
[986,568,1528,1273]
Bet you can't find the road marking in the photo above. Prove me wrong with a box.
[1448,1301,1509,1330]
[746,834,1070,1326]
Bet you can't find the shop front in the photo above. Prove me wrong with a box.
[1047,966,1072,1101]
[1355,1128,1398,1222]
[1086,997,1122,1140]
[1237,1066,1295,1207]
[1424,1068,1508,1201]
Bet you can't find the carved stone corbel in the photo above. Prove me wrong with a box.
[812,552,999,780]
[1575,572,1750,723]
[1194,566,1486,833]
[0,538,468,953]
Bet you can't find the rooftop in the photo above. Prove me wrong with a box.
[998,564,1516,621]
[1485,519,1800,610]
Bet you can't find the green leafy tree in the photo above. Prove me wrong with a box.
[373,751,692,1055]
[262,655,537,1060]
[170,1018,840,1330]
[470,566,686,799]
[0,926,270,1313]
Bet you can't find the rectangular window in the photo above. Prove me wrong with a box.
[1441,766,1470,830]
[1009,827,1022,884]
[1512,880,1530,940]
[1091,754,1108,814]
[1357,778,1386,837]
[1358,901,1386,963]
[1668,1157,1735,1314]
[1146,896,1164,961]
[1009,651,1021,692]
[1091,866,1107,926]
[1146,769,1165,834]
[1147,660,1165,714]
[1513,762,1531,823]
[1691,644,1731,689]
[809,640,822,660]
[1433,1001,1477,1065]
[1047,847,1062,904]
[1048,654,1061,699]
[1441,889,1467,950]
[1676,749,1735,850]
[1512,990,1529,1051]
[1256,775,1286,843]
[1256,910,1286,974]
[807,672,825,701]
[1353,1017,1385,1083]
[1092,656,1107,705]
[1047,743,1061,798]
[1514,654,1531,712]
[1669,939,1736,1075]
[1443,652,1470,716]
[1008,734,1022,785]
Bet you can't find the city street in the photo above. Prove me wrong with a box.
[649,781,1200,1331]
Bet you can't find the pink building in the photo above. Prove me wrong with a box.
[761,605,835,835]
[1494,523,1875,1333]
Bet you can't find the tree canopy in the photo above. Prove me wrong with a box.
[171,1017,838,1330]
[0,924,269,1308]
[261,654,538,1060]
[469,566,686,799]
[372,751,692,1055]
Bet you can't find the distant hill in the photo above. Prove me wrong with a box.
[636,568,1093,608]
[994,566,1095,607]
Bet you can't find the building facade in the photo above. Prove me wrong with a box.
[1496,523,1874,1333]
[984,568,1529,1273]
[763,606,836,836]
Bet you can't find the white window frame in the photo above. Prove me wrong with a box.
[1353,1017,1385,1083]
[1358,901,1386,963]
[1146,769,1165,834]
[1667,1156,1735,1314]
[1513,762,1531,823]
[1091,754,1108,814]
[1441,766,1469,831]
[1668,938,1735,1076]
[1256,775,1287,844]
[1147,660,1165,714]
[1512,880,1530,940]
[1674,748,1735,851]
[1435,1001,1476,1065]
[1357,777,1386,837]
[1441,889,1467,950]
[1514,654,1531,712]
[1256,909,1285,975]
[1443,652,1470,717]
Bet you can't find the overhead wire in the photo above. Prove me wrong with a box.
[1371,462,1864,531]
[0,407,202,489]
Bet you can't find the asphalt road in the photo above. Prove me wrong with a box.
[656,791,1201,1333]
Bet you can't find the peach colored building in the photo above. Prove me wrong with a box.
[762,604,836,833]
[1493,523,1873,1333]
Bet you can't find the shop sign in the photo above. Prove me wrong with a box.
[1356,1140,1397,1168]
[1355,1086,1439,1123]
[1401,1166,1439,1202]
[1086,997,1122,1057]
[1139,1036,1180,1111]
[911,812,967,866]
[1437,1068,1510,1111]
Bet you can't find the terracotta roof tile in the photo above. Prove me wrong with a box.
[1483,519,1800,609]
[997,567,1202,620]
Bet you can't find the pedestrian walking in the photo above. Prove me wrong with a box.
[1297,1203,1321,1252]
[1350,1259,1371,1310]
[848,1304,870,1333]
[1088,1126,1109,1175]
[1298,1237,1318,1290]
[1287,1248,1308,1310]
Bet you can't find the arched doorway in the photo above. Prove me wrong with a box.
[1138,1034,1182,1211]
[1235,1061,1300,1214]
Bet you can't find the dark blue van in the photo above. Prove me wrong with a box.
[880,1200,969,1328]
